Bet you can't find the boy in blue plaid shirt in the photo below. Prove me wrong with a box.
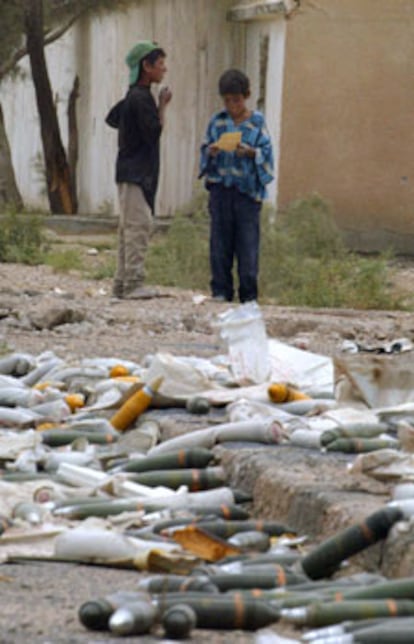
[199,69,274,303]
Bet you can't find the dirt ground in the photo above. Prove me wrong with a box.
[1,241,414,643]
[1,240,414,363]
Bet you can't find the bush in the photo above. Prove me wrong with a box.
[146,206,210,290]
[259,195,402,309]
[147,192,405,310]
[87,256,116,280]
[274,193,346,259]
[0,212,48,264]
[44,249,84,273]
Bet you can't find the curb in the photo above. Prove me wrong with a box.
[0,214,172,236]
[218,444,393,575]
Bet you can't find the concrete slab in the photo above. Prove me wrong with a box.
[217,444,398,576]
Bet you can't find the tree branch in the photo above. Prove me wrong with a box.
[45,9,86,45]
[0,9,86,82]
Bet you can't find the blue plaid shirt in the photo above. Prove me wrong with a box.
[199,109,274,202]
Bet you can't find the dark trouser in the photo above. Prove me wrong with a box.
[208,184,261,303]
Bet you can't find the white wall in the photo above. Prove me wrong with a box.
[243,17,286,207]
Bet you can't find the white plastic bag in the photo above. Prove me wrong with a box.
[215,302,270,385]
[143,352,216,398]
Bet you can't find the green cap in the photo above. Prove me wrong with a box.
[126,41,159,85]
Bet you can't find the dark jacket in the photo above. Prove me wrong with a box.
[106,85,162,212]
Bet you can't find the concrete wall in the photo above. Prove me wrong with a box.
[242,18,287,206]
[278,0,414,249]
[1,0,243,217]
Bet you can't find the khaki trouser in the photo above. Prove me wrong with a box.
[114,183,153,292]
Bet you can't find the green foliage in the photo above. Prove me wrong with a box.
[0,211,48,264]
[44,248,83,273]
[0,2,24,71]
[146,208,210,290]
[87,256,116,280]
[46,0,124,25]
[275,193,346,259]
[0,193,405,310]
[0,0,124,81]
[147,193,405,310]
[260,195,403,309]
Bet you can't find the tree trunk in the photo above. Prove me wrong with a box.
[23,0,75,214]
[0,102,23,210]
[67,75,80,213]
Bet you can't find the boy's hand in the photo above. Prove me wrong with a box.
[208,143,220,157]
[159,86,172,106]
[236,143,255,158]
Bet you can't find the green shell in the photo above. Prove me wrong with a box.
[162,604,197,639]
[301,506,403,580]
[305,599,414,627]
[156,594,280,630]
[121,447,215,473]
[186,396,211,414]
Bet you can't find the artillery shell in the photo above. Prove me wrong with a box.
[138,574,219,594]
[0,471,57,482]
[302,617,390,641]
[41,429,118,446]
[79,598,114,631]
[109,600,157,635]
[145,517,197,535]
[162,603,197,639]
[12,501,45,525]
[320,423,388,446]
[155,592,280,630]
[209,569,307,591]
[350,618,414,643]
[283,573,385,594]
[241,553,302,567]
[221,552,302,568]
[53,498,148,519]
[232,489,253,503]
[0,352,33,376]
[342,577,414,601]
[118,447,215,473]
[237,563,305,578]
[227,530,270,552]
[78,591,150,631]
[152,507,250,535]
[326,438,398,453]
[110,377,163,431]
[194,520,294,539]
[301,506,403,580]
[186,396,211,415]
[52,496,110,510]
[282,599,414,627]
[128,466,226,491]
[268,383,310,403]
[191,504,250,520]
[178,503,250,521]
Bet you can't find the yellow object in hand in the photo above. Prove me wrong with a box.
[215,131,242,152]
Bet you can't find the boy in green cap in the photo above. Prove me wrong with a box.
[106,41,172,299]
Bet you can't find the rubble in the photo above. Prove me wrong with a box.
[2,263,414,641]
